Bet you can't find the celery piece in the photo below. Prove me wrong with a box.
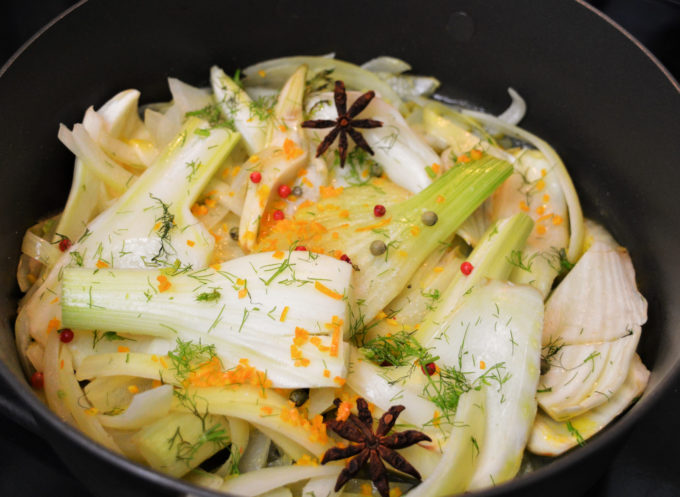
[462,109,584,263]
[406,389,486,497]
[19,117,240,347]
[62,251,352,388]
[415,212,534,345]
[135,411,230,478]
[345,155,513,328]
[239,66,309,251]
[211,66,268,155]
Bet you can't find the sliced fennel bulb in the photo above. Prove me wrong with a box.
[62,251,352,388]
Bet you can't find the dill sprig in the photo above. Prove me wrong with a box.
[566,420,585,446]
[150,195,175,264]
[362,330,436,367]
[185,103,235,131]
[168,423,229,465]
[195,288,221,302]
[248,95,276,122]
[167,338,218,381]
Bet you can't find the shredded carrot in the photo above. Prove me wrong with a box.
[457,154,471,163]
[272,251,285,259]
[260,406,273,416]
[323,369,331,378]
[334,376,346,386]
[238,288,248,299]
[117,346,130,353]
[470,149,483,160]
[536,225,547,235]
[480,360,486,369]
[519,200,530,212]
[314,281,343,300]
[156,275,171,292]
[355,217,391,232]
[96,259,108,269]
[186,239,195,247]
[431,162,441,174]
[279,306,289,322]
[329,316,343,357]
[536,205,546,215]
[552,215,564,225]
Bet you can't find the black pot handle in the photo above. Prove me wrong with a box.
[0,386,40,434]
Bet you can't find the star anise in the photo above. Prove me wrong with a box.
[321,398,431,497]
[301,80,383,168]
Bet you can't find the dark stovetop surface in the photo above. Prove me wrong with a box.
[1,1,680,496]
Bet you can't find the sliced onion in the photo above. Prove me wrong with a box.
[98,384,173,429]
[168,77,213,115]
[497,88,526,126]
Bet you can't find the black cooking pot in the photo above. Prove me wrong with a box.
[1,1,679,496]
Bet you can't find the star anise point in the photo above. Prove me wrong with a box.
[321,397,431,497]
[301,80,382,168]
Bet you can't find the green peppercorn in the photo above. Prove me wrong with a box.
[289,388,309,407]
[421,211,438,226]
[370,240,387,256]
[229,227,239,241]
[370,163,383,177]
[292,186,303,197]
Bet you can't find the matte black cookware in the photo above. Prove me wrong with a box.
[1,1,679,496]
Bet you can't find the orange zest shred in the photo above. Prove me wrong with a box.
[323,369,331,378]
[47,317,61,334]
[433,266,444,273]
[117,346,130,353]
[272,250,285,259]
[260,406,273,416]
[283,138,304,160]
[519,200,530,212]
[279,306,289,322]
[480,360,486,369]
[186,357,272,393]
[50,297,59,304]
[410,225,420,236]
[470,149,483,160]
[314,281,343,300]
[536,225,547,235]
[294,327,309,346]
[552,215,564,225]
[319,185,344,199]
[543,193,551,203]
[238,288,248,299]
[355,217,391,232]
[186,239,195,247]
[336,401,352,421]
[436,194,446,204]
[334,376,346,386]
[156,275,171,292]
[96,259,108,269]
